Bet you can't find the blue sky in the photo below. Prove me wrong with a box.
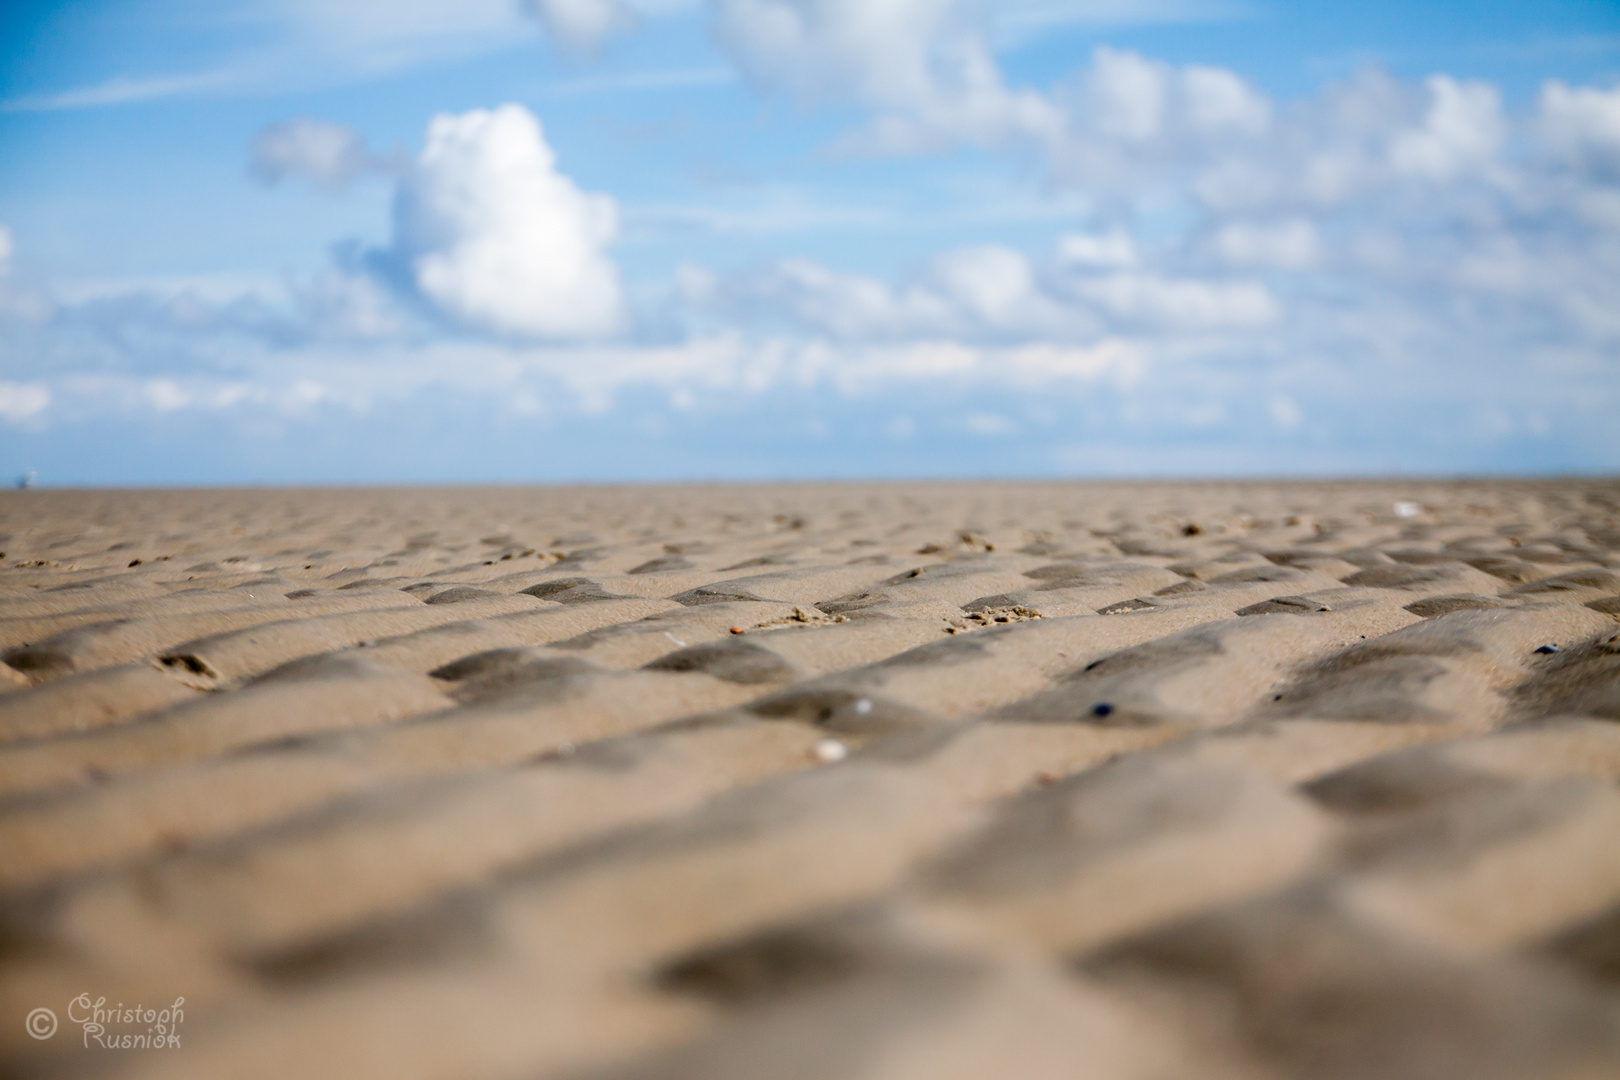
[1,0,1617,484]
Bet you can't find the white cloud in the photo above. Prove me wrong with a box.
[1065,272,1279,328]
[744,259,929,339]
[1057,229,1137,268]
[1389,76,1503,181]
[0,324,1147,442]
[0,0,1245,115]
[0,382,49,424]
[712,0,1061,151]
[965,411,1015,435]
[1268,393,1302,428]
[251,118,384,191]
[1539,80,1620,167]
[1211,219,1320,269]
[695,232,1282,342]
[1183,65,1269,135]
[1046,49,1273,189]
[712,0,955,104]
[522,0,637,52]
[393,104,625,339]
[144,379,191,412]
[0,71,236,112]
[810,337,1140,393]
[703,6,1267,164]
[0,225,12,269]
[1000,339,1141,383]
[1081,47,1168,142]
[697,10,1523,225]
[714,244,1078,340]
[926,245,1048,329]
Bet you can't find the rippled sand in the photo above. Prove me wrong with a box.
[2,480,1618,1079]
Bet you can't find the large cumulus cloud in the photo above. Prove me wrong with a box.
[392,104,626,340]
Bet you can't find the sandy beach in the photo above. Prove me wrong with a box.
[1,479,1618,1078]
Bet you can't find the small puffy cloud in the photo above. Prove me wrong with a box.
[144,379,192,412]
[1183,65,1269,136]
[1539,81,1620,170]
[251,118,383,192]
[0,224,12,267]
[522,0,636,53]
[1211,220,1320,269]
[925,245,1044,328]
[1057,229,1137,268]
[1389,76,1503,181]
[0,382,49,424]
[965,411,1014,435]
[1268,394,1302,429]
[1082,47,1168,142]
[394,104,625,339]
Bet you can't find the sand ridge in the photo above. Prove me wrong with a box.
[0,480,1617,1078]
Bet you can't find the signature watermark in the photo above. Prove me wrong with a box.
[24,995,184,1049]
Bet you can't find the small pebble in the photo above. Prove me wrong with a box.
[813,738,848,764]
[1091,702,1115,718]
[557,741,576,756]
[1393,501,1424,519]
[1534,644,1560,654]
[729,626,744,634]
[852,698,873,715]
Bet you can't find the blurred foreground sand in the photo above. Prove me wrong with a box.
[1,480,1619,1078]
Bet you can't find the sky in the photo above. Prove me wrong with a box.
[0,0,1617,485]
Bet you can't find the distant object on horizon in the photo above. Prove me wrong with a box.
[16,470,36,490]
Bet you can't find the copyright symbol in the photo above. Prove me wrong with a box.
[26,1007,57,1039]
